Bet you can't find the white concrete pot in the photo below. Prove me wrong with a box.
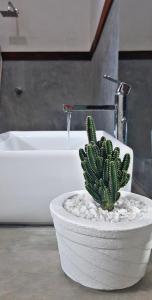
[50,191,152,290]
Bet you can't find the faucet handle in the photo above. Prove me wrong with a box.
[104,74,120,84]
[104,74,131,96]
[117,82,131,96]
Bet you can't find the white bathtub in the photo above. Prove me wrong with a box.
[0,131,133,224]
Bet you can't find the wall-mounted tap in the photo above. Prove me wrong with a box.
[0,1,19,17]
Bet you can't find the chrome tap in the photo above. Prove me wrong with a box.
[63,104,116,141]
[104,75,131,144]
[63,104,115,112]
[63,76,131,144]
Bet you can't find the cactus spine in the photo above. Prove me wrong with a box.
[79,116,131,211]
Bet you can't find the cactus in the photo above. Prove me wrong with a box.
[79,116,131,211]
[86,115,97,143]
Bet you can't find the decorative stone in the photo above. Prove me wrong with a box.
[63,191,148,223]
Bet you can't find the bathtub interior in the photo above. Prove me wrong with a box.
[0,131,133,153]
[0,131,95,151]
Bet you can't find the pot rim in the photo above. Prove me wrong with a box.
[50,190,152,234]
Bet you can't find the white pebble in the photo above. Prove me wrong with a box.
[64,191,148,223]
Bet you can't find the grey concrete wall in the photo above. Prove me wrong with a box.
[91,0,119,134]
[119,60,152,197]
[0,1,119,133]
[0,61,92,131]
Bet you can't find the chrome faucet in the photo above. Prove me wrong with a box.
[63,104,115,112]
[63,75,131,144]
[104,75,131,144]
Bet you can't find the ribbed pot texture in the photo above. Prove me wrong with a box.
[50,191,152,290]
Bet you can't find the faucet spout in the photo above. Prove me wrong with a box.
[63,104,115,112]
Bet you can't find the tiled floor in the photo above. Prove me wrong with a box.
[0,227,152,300]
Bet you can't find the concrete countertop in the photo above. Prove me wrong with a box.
[0,227,151,300]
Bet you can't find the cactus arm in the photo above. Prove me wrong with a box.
[85,184,101,204]
[96,156,103,176]
[105,140,113,156]
[81,160,98,181]
[122,154,130,171]
[109,161,118,203]
[79,148,86,161]
[92,144,100,156]
[86,116,97,143]
[100,146,107,159]
[102,187,114,211]
[112,147,120,160]
[84,171,95,185]
[115,158,121,171]
[99,136,106,148]
[120,172,130,187]
[123,174,130,186]
[103,159,109,185]
[86,144,98,174]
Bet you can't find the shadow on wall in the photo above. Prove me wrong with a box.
[133,157,152,198]
[119,60,152,198]
[119,60,152,158]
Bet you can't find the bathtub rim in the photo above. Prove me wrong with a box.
[0,130,133,153]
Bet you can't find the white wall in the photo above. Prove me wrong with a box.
[0,0,91,51]
[120,0,152,51]
[0,0,107,52]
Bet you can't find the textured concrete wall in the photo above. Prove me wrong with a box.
[90,0,105,42]
[0,61,92,131]
[91,0,119,134]
[119,60,152,197]
[0,1,119,133]
[120,0,152,51]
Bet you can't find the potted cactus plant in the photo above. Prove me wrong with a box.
[79,116,131,211]
[50,116,152,290]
